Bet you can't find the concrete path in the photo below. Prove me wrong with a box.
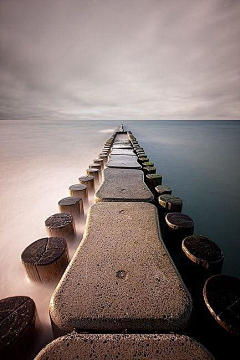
[35,333,214,360]
[50,202,192,336]
[95,168,153,202]
[106,155,141,169]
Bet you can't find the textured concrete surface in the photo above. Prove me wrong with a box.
[110,149,136,156]
[35,333,214,360]
[107,155,141,169]
[50,202,192,335]
[95,168,153,202]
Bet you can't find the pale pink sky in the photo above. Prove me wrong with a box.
[0,0,240,120]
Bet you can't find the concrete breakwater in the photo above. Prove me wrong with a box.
[0,125,239,359]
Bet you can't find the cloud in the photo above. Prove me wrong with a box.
[0,0,239,120]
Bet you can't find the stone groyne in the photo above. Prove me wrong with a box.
[0,125,239,360]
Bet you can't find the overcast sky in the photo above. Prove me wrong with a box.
[0,0,239,120]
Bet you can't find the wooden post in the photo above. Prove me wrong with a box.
[69,184,88,206]
[58,196,84,221]
[202,275,240,359]
[158,194,183,213]
[93,158,104,170]
[0,296,39,360]
[98,154,108,164]
[142,161,154,167]
[164,212,194,271]
[143,166,156,175]
[146,174,162,193]
[155,184,172,196]
[89,164,102,182]
[86,168,100,185]
[79,175,95,195]
[45,213,76,242]
[21,237,69,283]
[138,156,149,164]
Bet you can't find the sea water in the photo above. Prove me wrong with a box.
[0,119,239,353]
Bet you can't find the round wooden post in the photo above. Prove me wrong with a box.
[69,184,88,206]
[142,161,154,167]
[79,175,95,195]
[181,235,224,308]
[86,168,100,185]
[89,164,102,182]
[164,212,194,271]
[143,166,156,175]
[155,184,172,197]
[202,275,240,359]
[158,194,183,213]
[93,158,104,170]
[0,296,39,360]
[146,174,162,193]
[58,196,84,221]
[21,237,69,283]
[98,154,108,164]
[45,213,76,242]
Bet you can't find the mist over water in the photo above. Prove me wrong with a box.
[0,120,240,356]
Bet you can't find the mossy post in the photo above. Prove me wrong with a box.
[21,237,69,283]
[45,213,76,242]
[146,174,162,193]
[158,194,183,213]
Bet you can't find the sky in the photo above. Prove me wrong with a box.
[0,0,239,120]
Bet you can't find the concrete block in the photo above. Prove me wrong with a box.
[95,168,153,202]
[106,155,141,169]
[50,202,192,336]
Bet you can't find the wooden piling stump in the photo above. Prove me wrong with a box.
[159,194,183,212]
[89,163,102,173]
[21,237,69,282]
[182,235,224,275]
[86,168,100,184]
[203,275,240,336]
[142,161,154,167]
[155,184,172,196]
[45,213,76,242]
[0,296,38,360]
[93,158,104,170]
[165,213,194,239]
[143,166,156,175]
[79,175,95,194]
[146,174,162,192]
[69,184,88,206]
[58,196,84,220]
[98,154,108,164]
[138,156,149,164]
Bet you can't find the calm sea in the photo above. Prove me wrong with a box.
[0,120,239,353]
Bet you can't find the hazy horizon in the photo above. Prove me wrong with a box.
[1,0,240,120]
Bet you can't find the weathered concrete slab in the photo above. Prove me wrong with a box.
[95,168,153,202]
[50,202,192,336]
[112,144,132,149]
[110,149,136,156]
[106,155,141,169]
[35,333,214,360]
[114,133,129,141]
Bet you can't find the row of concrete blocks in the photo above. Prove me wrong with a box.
[35,128,217,358]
